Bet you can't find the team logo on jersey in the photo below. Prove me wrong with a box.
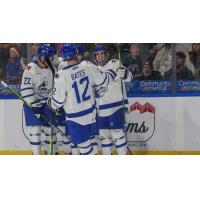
[126,101,155,143]
[34,81,51,98]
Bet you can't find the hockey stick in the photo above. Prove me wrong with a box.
[21,109,64,144]
[45,56,56,155]
[0,80,69,140]
[117,44,132,155]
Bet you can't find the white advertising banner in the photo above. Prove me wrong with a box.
[1,97,200,154]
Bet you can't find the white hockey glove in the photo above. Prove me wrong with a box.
[116,67,127,80]
[95,86,108,97]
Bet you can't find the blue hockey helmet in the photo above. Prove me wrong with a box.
[39,43,57,57]
[93,44,109,54]
[60,44,77,61]
[74,44,85,55]
[92,44,109,65]
[37,45,51,58]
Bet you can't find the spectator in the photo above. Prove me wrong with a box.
[163,52,194,80]
[134,58,162,80]
[122,43,143,76]
[6,47,23,84]
[176,43,194,74]
[189,43,200,79]
[153,43,172,76]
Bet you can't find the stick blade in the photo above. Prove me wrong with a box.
[0,81,8,88]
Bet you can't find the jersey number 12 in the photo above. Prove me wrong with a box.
[72,76,91,104]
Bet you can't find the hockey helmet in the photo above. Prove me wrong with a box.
[92,44,109,66]
[61,44,77,61]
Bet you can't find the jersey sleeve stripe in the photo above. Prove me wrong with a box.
[99,99,128,110]
[22,93,35,98]
[21,87,33,91]
[105,71,114,80]
[65,104,96,118]
[107,69,117,77]
[52,96,65,105]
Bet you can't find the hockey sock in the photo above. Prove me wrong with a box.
[90,136,98,154]
[78,140,95,155]
[62,136,72,155]
[101,138,112,155]
[71,143,80,155]
[111,129,127,155]
[28,126,41,155]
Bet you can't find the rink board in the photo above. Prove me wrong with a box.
[0,97,200,155]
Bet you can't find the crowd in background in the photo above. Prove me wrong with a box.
[0,43,200,85]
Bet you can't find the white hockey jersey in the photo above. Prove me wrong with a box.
[21,61,53,107]
[96,59,133,117]
[51,61,117,125]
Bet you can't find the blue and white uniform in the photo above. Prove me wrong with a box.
[96,59,133,155]
[51,61,117,155]
[21,44,61,155]
[21,59,54,155]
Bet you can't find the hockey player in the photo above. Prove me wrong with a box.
[93,44,133,155]
[74,44,99,154]
[21,45,58,155]
[41,43,72,155]
[48,44,120,155]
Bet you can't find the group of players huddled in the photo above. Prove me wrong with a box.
[21,44,133,155]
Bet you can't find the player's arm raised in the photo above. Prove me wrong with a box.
[88,63,118,88]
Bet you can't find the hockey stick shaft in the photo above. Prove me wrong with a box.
[117,45,132,155]
[1,81,32,108]
[45,57,56,155]
[0,80,69,139]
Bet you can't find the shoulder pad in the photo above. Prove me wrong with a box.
[110,59,118,63]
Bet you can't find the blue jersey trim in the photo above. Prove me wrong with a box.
[65,104,96,118]
[21,87,33,91]
[99,99,129,110]
[52,96,64,105]
[22,93,34,98]
[106,71,114,80]
[107,69,117,78]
